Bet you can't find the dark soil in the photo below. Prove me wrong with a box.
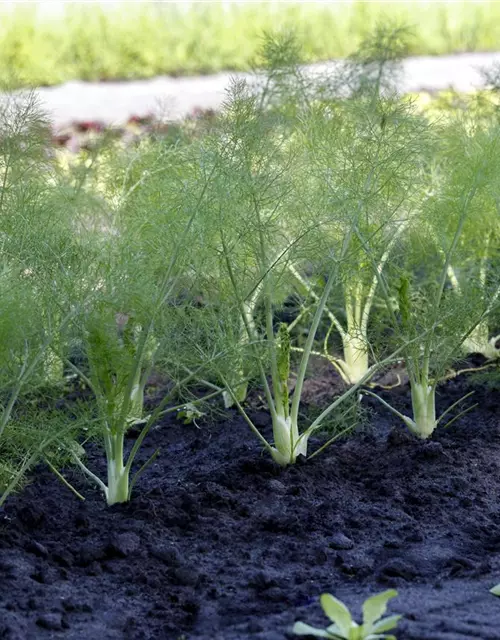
[1,371,500,640]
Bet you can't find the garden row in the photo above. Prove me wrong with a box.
[2,30,500,518]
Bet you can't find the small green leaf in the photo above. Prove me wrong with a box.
[490,583,500,596]
[320,594,353,637]
[362,590,398,630]
[177,403,204,425]
[325,624,346,639]
[292,621,336,638]
[370,614,402,634]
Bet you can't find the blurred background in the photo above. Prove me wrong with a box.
[2,1,500,86]
[3,1,500,133]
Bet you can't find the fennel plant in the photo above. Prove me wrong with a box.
[257,26,431,385]
[198,77,410,466]
[63,139,222,505]
[290,92,429,384]
[445,224,500,360]
[0,89,91,503]
[363,116,500,438]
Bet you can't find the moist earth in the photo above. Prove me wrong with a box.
[1,372,500,640]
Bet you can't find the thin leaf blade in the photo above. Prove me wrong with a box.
[370,614,402,634]
[292,621,335,638]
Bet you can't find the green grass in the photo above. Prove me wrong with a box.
[3,1,500,88]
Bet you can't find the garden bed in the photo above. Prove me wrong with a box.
[1,370,499,640]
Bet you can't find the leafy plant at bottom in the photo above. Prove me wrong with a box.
[293,589,401,640]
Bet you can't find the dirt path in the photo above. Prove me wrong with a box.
[34,52,500,128]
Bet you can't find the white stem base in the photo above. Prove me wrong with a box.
[106,460,129,506]
[271,413,308,466]
[463,328,500,360]
[341,336,369,384]
[406,383,436,439]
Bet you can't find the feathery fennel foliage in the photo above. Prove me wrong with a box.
[292,93,429,384]
[251,28,430,386]
[5,25,500,505]
[194,60,414,465]
[60,139,226,505]
[364,114,500,438]
[0,90,88,504]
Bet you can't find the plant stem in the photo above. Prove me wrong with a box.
[45,458,86,501]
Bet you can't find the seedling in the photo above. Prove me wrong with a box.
[293,589,401,640]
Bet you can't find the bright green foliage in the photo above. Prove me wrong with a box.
[444,201,500,360]
[293,590,401,639]
[266,25,430,386]
[292,73,429,383]
[0,89,91,504]
[365,113,500,438]
[198,78,310,465]
[415,85,500,360]
[6,23,500,508]
[60,135,225,506]
[194,32,419,466]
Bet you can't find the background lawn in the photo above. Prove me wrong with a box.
[3,1,500,88]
